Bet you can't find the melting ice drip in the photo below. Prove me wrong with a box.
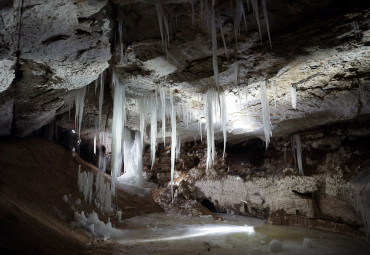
[77,165,112,213]
[204,89,227,171]
[260,81,272,149]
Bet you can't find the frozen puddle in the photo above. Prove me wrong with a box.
[108,214,370,255]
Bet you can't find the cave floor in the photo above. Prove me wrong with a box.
[87,213,369,255]
[0,138,369,254]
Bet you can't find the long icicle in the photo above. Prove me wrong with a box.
[150,91,158,169]
[159,87,166,145]
[111,72,125,196]
[261,0,272,48]
[98,72,104,132]
[170,91,177,202]
[75,86,87,140]
[211,0,219,89]
[260,81,272,149]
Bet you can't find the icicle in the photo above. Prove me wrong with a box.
[150,91,158,169]
[261,0,272,48]
[189,0,195,27]
[122,129,143,187]
[205,89,215,171]
[94,135,96,155]
[156,3,165,51]
[111,72,126,196]
[251,0,262,43]
[159,87,166,145]
[218,16,228,57]
[292,134,304,176]
[220,92,227,158]
[260,81,272,149]
[74,86,87,140]
[211,0,219,88]
[272,79,277,112]
[291,85,297,109]
[198,95,203,142]
[118,21,124,64]
[176,136,181,160]
[98,72,104,132]
[170,91,177,202]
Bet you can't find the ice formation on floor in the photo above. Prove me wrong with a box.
[260,81,272,149]
[74,210,113,240]
[78,165,93,204]
[94,172,112,213]
[78,165,112,213]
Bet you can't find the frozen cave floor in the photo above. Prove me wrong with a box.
[0,138,369,255]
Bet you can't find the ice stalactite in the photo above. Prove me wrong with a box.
[291,85,297,109]
[261,0,272,48]
[94,172,112,213]
[122,129,143,187]
[292,134,304,176]
[135,131,143,187]
[189,0,195,27]
[156,3,170,58]
[220,91,227,158]
[204,89,227,169]
[211,0,219,89]
[272,79,277,113]
[118,21,125,64]
[74,86,87,140]
[218,16,228,57]
[198,95,203,142]
[150,91,158,169]
[251,0,262,43]
[170,91,177,202]
[260,81,272,149]
[111,72,126,196]
[159,87,166,145]
[176,135,181,160]
[98,72,104,132]
[205,90,215,171]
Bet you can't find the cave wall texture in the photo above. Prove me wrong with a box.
[0,0,370,238]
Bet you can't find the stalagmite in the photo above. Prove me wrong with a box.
[170,91,177,201]
[150,91,158,169]
[111,72,126,196]
[260,81,272,149]
[74,86,87,140]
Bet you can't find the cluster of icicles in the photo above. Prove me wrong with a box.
[72,0,302,205]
